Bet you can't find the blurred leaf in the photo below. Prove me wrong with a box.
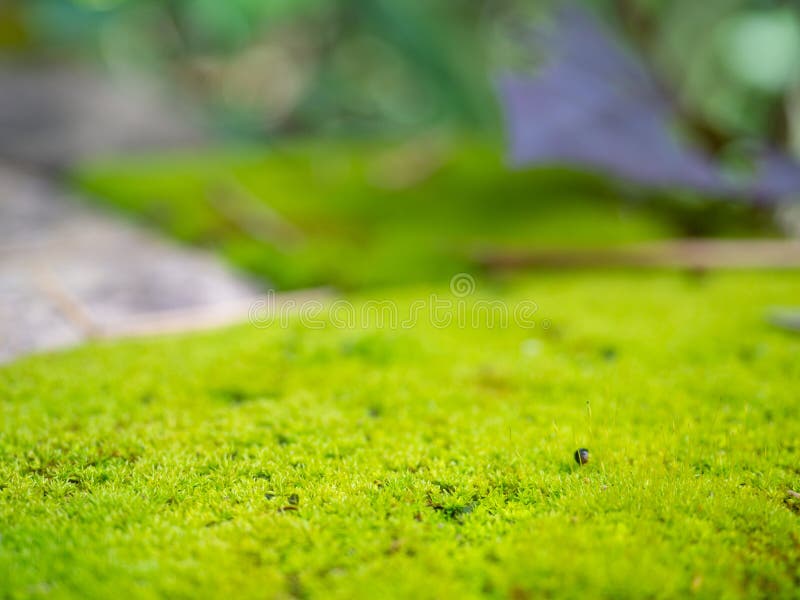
[499,5,800,201]
[355,0,497,128]
[719,9,800,93]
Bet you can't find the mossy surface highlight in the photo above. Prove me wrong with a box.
[2,272,799,598]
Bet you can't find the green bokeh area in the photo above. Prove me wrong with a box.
[2,272,799,598]
[75,140,779,291]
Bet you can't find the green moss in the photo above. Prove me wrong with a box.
[74,141,679,289]
[2,271,799,598]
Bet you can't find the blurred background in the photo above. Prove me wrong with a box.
[2,0,798,146]
[1,0,799,359]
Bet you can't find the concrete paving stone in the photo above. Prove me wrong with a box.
[0,164,264,363]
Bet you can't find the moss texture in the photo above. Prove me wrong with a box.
[2,272,799,598]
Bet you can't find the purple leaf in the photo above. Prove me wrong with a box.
[499,6,800,202]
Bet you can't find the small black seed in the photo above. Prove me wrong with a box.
[600,346,618,361]
[574,448,590,465]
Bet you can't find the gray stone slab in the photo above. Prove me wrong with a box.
[0,269,84,363]
[0,164,264,363]
[0,65,204,169]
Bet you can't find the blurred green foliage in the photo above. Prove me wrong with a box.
[74,140,662,288]
[629,0,800,152]
[12,0,500,136]
[6,0,798,150]
[75,140,778,290]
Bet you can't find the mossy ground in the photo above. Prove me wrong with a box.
[74,140,773,290]
[6,142,798,597]
[2,271,800,598]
